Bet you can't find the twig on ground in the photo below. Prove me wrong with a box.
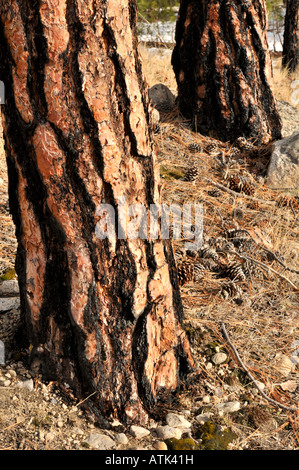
[222,227,299,275]
[221,323,297,412]
[75,391,97,407]
[199,198,225,228]
[239,253,298,291]
[223,249,298,291]
[205,178,276,205]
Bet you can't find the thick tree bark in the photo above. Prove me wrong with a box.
[282,0,299,73]
[0,0,195,426]
[172,0,282,145]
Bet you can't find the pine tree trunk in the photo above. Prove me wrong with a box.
[282,0,299,73]
[0,0,195,426]
[172,0,282,145]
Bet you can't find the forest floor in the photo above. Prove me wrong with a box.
[0,49,298,451]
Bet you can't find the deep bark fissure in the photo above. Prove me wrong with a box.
[172,0,282,144]
[17,0,49,119]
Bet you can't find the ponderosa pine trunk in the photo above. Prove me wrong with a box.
[0,0,195,426]
[282,0,299,73]
[172,0,282,144]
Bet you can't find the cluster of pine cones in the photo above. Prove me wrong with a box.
[174,230,261,304]
[233,136,258,156]
[228,175,256,196]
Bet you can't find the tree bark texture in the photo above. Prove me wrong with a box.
[172,0,282,144]
[282,0,299,73]
[0,0,195,425]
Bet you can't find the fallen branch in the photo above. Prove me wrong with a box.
[223,249,298,291]
[238,253,298,291]
[221,323,297,412]
[205,178,276,205]
[223,228,299,276]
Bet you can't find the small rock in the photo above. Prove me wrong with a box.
[256,380,265,390]
[85,433,115,450]
[266,131,299,188]
[45,432,56,443]
[148,84,176,114]
[279,380,297,392]
[153,441,168,450]
[16,379,34,391]
[7,369,17,378]
[166,413,192,429]
[0,297,20,312]
[274,355,296,377]
[212,352,228,365]
[151,107,160,125]
[130,425,150,439]
[195,412,213,424]
[0,280,19,296]
[155,425,183,440]
[202,395,211,404]
[115,433,128,445]
[216,401,241,414]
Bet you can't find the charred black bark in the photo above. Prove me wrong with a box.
[172,0,282,144]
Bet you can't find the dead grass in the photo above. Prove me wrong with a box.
[139,45,177,94]
[272,57,299,109]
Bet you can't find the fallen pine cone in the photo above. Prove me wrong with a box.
[276,195,299,210]
[176,258,194,285]
[220,280,243,300]
[188,142,202,153]
[221,261,247,282]
[184,165,199,182]
[228,175,255,196]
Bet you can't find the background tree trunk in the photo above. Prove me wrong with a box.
[282,0,299,73]
[0,0,195,426]
[172,0,282,144]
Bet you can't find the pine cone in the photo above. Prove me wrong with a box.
[207,188,222,198]
[227,229,248,240]
[228,175,242,192]
[242,181,255,196]
[205,142,221,156]
[184,166,199,182]
[229,146,241,157]
[198,245,219,261]
[276,195,299,210]
[176,259,194,286]
[247,200,261,211]
[188,142,202,153]
[222,261,246,282]
[228,175,255,195]
[194,263,205,281]
[220,280,243,300]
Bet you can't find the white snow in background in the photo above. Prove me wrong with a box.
[138,21,284,52]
